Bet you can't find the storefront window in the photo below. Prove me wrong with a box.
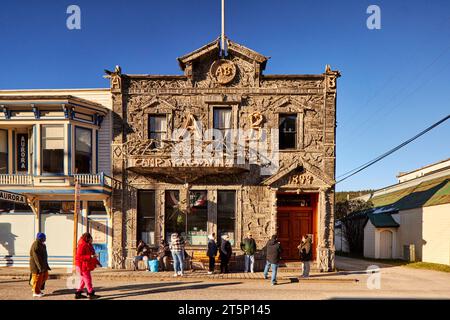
[0,130,7,174]
[137,190,156,245]
[164,190,183,241]
[187,190,208,246]
[75,127,92,174]
[0,200,31,213]
[40,201,74,214]
[217,191,236,246]
[41,125,64,174]
[88,201,107,215]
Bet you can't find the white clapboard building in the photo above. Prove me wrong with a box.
[0,89,113,268]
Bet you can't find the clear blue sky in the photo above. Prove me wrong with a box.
[1,0,449,191]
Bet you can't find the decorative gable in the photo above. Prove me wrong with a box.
[263,157,334,189]
[177,37,269,88]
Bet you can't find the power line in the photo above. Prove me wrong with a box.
[336,114,450,185]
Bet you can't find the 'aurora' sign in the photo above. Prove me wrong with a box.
[0,190,27,204]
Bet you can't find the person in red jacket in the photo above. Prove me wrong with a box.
[75,232,101,299]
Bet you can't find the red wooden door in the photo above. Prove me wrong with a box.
[277,208,313,260]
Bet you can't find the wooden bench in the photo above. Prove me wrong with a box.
[190,251,237,271]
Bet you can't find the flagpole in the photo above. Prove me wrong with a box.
[221,0,225,56]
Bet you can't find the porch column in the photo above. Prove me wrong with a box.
[207,188,217,237]
[7,129,13,174]
[156,189,165,243]
[318,187,335,272]
[270,187,278,236]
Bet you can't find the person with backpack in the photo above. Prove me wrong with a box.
[240,232,257,273]
[75,232,102,299]
[297,234,313,278]
[29,233,51,298]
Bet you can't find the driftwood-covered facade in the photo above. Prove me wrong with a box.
[109,38,340,271]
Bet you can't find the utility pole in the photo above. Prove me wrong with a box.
[73,177,81,270]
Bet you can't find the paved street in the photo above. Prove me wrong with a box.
[1,257,450,300]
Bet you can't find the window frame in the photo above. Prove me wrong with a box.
[217,190,237,246]
[74,126,93,174]
[0,129,8,174]
[41,124,65,175]
[148,114,168,147]
[278,113,298,150]
[137,190,157,245]
[187,190,209,246]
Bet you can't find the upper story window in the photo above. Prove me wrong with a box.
[213,107,232,141]
[75,127,92,174]
[279,114,297,150]
[41,125,64,174]
[0,130,7,174]
[148,115,167,148]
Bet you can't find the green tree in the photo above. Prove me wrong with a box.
[335,199,373,220]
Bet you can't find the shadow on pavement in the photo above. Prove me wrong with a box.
[99,281,243,300]
[0,279,29,284]
[46,281,203,298]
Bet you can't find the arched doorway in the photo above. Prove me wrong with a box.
[379,230,393,259]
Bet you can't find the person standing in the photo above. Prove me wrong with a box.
[29,233,51,298]
[157,239,171,271]
[75,232,101,299]
[240,232,257,273]
[169,233,185,277]
[219,235,232,274]
[206,233,218,274]
[263,235,282,286]
[298,234,312,278]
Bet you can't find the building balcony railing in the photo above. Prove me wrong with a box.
[117,138,257,181]
[0,173,114,188]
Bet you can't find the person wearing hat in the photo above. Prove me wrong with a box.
[29,232,51,297]
[219,234,232,273]
[297,234,313,278]
[240,232,257,273]
[206,233,218,274]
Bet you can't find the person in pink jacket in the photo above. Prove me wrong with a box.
[75,232,101,299]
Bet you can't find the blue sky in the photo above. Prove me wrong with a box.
[0,0,449,191]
